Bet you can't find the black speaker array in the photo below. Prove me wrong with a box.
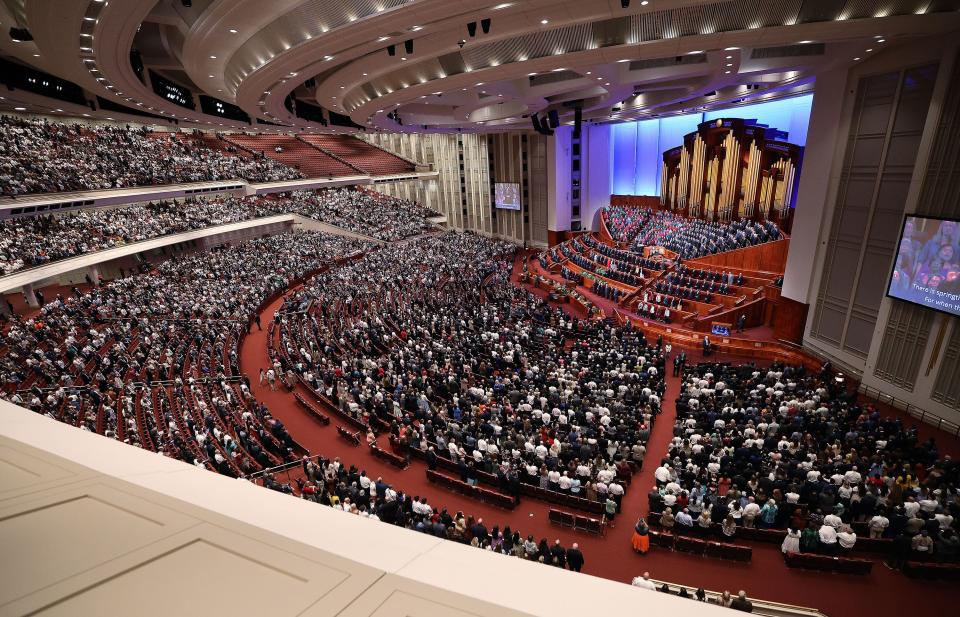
[547,109,559,129]
[480,18,491,34]
[573,107,582,138]
[387,45,396,56]
[404,39,413,54]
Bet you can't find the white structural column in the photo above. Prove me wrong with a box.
[547,127,573,237]
[781,66,849,304]
[88,264,102,286]
[22,283,39,308]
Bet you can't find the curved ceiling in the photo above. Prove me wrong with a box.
[1,0,959,132]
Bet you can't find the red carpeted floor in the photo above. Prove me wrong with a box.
[238,259,960,617]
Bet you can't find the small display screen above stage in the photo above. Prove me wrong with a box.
[494,183,521,210]
[887,215,960,317]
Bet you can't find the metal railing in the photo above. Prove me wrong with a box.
[857,383,960,437]
[648,579,827,617]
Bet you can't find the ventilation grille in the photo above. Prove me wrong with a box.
[529,70,582,87]
[751,43,826,59]
[629,54,708,71]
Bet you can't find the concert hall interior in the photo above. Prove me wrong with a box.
[2,2,960,616]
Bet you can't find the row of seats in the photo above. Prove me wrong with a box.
[426,469,517,510]
[647,530,753,562]
[548,509,606,535]
[301,135,414,175]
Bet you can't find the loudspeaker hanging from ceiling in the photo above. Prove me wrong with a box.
[480,18,491,34]
[547,109,559,129]
[404,40,413,54]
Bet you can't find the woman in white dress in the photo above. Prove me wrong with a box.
[781,527,801,554]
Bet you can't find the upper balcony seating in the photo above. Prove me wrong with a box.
[300,135,415,176]
[223,135,357,178]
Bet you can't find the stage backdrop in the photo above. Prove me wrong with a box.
[610,94,813,197]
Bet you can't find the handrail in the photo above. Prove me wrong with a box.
[857,383,960,437]
[648,579,827,617]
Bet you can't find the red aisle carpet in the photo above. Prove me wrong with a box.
[239,267,960,617]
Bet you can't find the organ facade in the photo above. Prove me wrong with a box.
[660,118,803,230]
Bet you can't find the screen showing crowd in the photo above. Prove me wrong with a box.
[494,182,521,210]
[887,215,960,316]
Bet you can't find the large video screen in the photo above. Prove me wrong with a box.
[494,182,521,210]
[887,215,960,316]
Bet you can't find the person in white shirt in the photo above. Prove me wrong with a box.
[837,525,857,551]
[818,524,838,553]
[823,512,843,529]
[868,514,889,538]
[632,572,657,590]
[654,464,671,484]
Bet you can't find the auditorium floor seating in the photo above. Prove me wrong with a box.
[231,253,960,617]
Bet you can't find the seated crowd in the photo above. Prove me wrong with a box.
[0,115,301,196]
[282,187,438,241]
[601,206,781,260]
[260,454,587,570]
[1,231,368,478]
[648,361,958,563]
[0,188,438,275]
[273,232,662,508]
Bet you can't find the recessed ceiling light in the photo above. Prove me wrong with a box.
[724,70,731,74]
[14,107,25,111]
[724,46,739,51]
[229,29,238,34]
[210,55,217,59]
[32,53,39,57]
[401,57,407,60]
[641,1,648,4]
[528,72,537,76]
[854,57,861,61]
[726,63,732,67]
[208,75,214,78]
[586,71,592,75]
[617,59,629,63]
[410,26,422,31]
[866,48,873,52]
[362,72,368,76]
[798,40,813,44]
[493,3,513,9]
[877,39,885,43]
[377,36,390,42]
[324,55,334,61]
[725,55,732,59]
[340,86,345,89]
[604,82,610,85]
[540,19,549,24]
[552,68,564,72]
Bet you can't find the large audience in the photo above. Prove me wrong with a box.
[0,116,302,196]
[0,188,438,275]
[602,206,781,260]
[1,231,368,476]
[261,453,587,570]
[651,361,959,563]
[275,233,661,506]
[283,187,438,241]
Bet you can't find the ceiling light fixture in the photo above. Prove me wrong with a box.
[724,46,739,51]
[229,28,238,33]
[540,19,549,24]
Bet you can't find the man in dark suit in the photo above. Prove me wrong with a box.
[550,539,567,568]
[730,591,753,612]
[566,543,585,572]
